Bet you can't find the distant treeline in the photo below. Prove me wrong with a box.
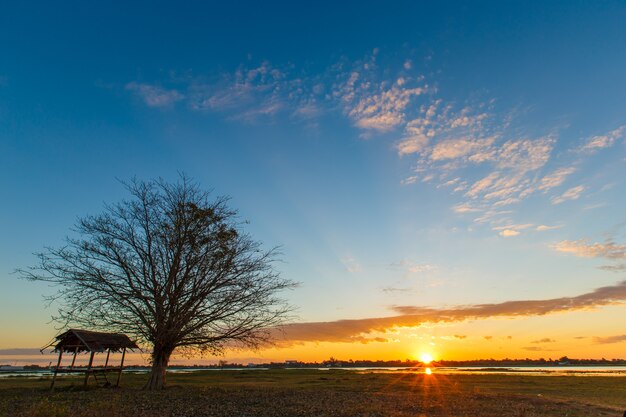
[251,356,626,368]
[7,356,626,370]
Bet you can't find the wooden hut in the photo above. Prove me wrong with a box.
[47,329,138,389]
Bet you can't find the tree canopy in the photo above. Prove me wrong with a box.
[22,176,295,389]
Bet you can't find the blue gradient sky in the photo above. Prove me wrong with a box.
[1,1,625,361]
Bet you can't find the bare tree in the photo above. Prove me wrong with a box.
[21,176,295,389]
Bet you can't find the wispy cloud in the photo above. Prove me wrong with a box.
[538,167,576,191]
[381,286,414,294]
[389,260,436,275]
[531,338,556,344]
[580,125,626,153]
[341,256,362,273]
[593,334,626,344]
[523,346,555,352]
[348,82,425,132]
[553,239,626,260]
[274,281,626,345]
[536,224,562,231]
[551,185,585,204]
[493,223,533,237]
[125,82,184,107]
[121,53,625,235]
[599,264,626,273]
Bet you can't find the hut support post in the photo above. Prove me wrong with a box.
[83,351,95,387]
[104,349,111,368]
[116,347,126,387]
[70,347,78,370]
[50,350,63,390]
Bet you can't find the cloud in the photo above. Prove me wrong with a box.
[400,175,418,185]
[599,264,626,273]
[453,334,467,339]
[273,281,626,345]
[493,223,533,237]
[536,225,562,231]
[396,135,429,156]
[389,260,436,275]
[341,256,362,273]
[121,53,622,235]
[452,203,482,214]
[592,334,626,344]
[495,138,554,172]
[431,137,496,161]
[531,338,556,344]
[523,346,555,352]
[349,84,425,131]
[553,239,626,260]
[125,82,184,107]
[538,167,576,191]
[381,286,414,294]
[551,185,585,204]
[580,125,626,153]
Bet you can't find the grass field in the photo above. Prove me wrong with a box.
[1,369,626,416]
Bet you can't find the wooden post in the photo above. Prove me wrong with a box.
[116,348,126,387]
[50,350,63,390]
[83,351,95,387]
[69,347,78,370]
[104,349,111,368]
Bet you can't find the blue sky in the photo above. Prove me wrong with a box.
[1,1,626,360]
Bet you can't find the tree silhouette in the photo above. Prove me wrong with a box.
[21,176,295,389]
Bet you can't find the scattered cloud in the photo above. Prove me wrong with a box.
[348,83,425,132]
[580,125,626,153]
[400,175,418,185]
[274,281,626,345]
[389,260,436,275]
[453,203,481,214]
[538,167,576,191]
[531,338,556,344]
[125,82,184,107]
[493,223,533,237]
[121,54,624,236]
[381,286,414,294]
[341,256,362,273]
[553,239,626,260]
[523,346,555,352]
[536,225,562,231]
[551,185,585,205]
[593,334,626,344]
[599,264,626,273]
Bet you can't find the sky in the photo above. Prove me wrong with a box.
[1,1,626,365]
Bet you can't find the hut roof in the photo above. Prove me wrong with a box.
[53,329,139,353]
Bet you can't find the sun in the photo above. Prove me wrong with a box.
[419,353,433,364]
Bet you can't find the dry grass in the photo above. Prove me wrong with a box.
[1,369,624,416]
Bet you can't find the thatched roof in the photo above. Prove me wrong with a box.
[53,329,139,353]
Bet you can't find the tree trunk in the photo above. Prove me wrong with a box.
[145,348,172,390]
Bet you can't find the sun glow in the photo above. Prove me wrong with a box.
[420,353,433,364]
[425,367,432,375]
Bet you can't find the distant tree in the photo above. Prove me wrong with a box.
[21,176,295,389]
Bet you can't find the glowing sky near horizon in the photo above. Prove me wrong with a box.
[1,1,626,364]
